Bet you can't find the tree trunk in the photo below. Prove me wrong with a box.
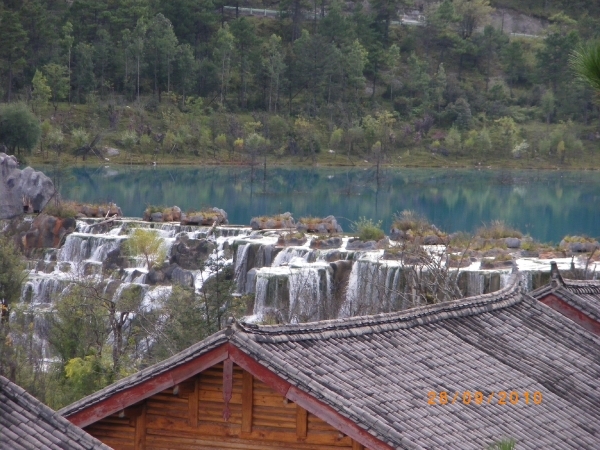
[137,56,140,102]
[7,66,12,102]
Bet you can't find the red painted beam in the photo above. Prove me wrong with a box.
[67,341,395,449]
[228,344,394,450]
[540,294,600,336]
[66,345,229,428]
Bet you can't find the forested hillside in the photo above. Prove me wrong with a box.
[1,0,600,165]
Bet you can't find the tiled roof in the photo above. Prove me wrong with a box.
[530,266,600,322]
[61,275,600,449]
[0,376,111,450]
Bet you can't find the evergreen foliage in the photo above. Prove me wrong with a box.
[0,103,41,155]
[0,1,594,163]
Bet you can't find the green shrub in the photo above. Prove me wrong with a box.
[353,217,385,241]
[477,220,522,239]
[0,103,41,154]
[44,201,78,219]
[392,210,437,235]
[124,228,166,268]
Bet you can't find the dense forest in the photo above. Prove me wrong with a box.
[0,0,599,166]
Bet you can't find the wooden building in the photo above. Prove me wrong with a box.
[60,274,600,449]
[530,261,600,336]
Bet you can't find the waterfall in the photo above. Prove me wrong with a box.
[467,271,485,297]
[288,266,323,323]
[272,247,310,267]
[234,244,251,293]
[21,275,71,305]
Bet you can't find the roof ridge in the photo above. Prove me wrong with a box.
[237,274,524,341]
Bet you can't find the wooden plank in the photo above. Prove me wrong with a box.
[352,440,365,450]
[241,371,253,433]
[146,417,353,447]
[296,404,308,439]
[134,403,146,450]
[67,345,229,428]
[188,376,199,427]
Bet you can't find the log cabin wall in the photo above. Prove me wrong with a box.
[84,362,367,450]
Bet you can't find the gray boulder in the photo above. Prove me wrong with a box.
[0,153,55,218]
[171,266,195,287]
[504,237,521,249]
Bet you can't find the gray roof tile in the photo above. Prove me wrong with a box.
[0,376,110,450]
[60,275,600,449]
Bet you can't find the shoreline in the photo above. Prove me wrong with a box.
[25,155,600,172]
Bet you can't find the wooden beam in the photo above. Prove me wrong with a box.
[241,371,253,433]
[118,404,144,419]
[222,358,233,421]
[175,379,196,397]
[188,376,199,427]
[134,403,146,450]
[66,345,229,428]
[296,404,307,439]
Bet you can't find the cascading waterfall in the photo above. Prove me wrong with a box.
[234,244,251,293]
[21,275,71,305]
[19,213,584,334]
[272,247,310,266]
[287,265,331,323]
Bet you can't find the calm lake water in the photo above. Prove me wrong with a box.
[60,166,600,243]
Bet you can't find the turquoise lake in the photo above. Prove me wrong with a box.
[60,166,600,243]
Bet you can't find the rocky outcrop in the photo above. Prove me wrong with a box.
[297,215,342,234]
[276,233,307,247]
[20,214,76,254]
[250,212,294,230]
[76,203,122,218]
[346,237,389,251]
[144,206,182,222]
[0,153,55,219]
[310,236,342,249]
[559,237,599,253]
[181,207,228,226]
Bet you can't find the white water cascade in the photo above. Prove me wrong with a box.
[19,216,590,332]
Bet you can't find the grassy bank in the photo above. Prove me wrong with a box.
[20,100,600,171]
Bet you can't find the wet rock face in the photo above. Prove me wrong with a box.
[0,153,55,219]
[20,214,76,254]
[170,236,216,270]
[103,248,125,273]
[310,236,342,249]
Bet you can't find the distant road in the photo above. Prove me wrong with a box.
[222,6,426,26]
[221,7,540,36]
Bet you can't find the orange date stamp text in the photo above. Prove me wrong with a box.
[427,390,543,406]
